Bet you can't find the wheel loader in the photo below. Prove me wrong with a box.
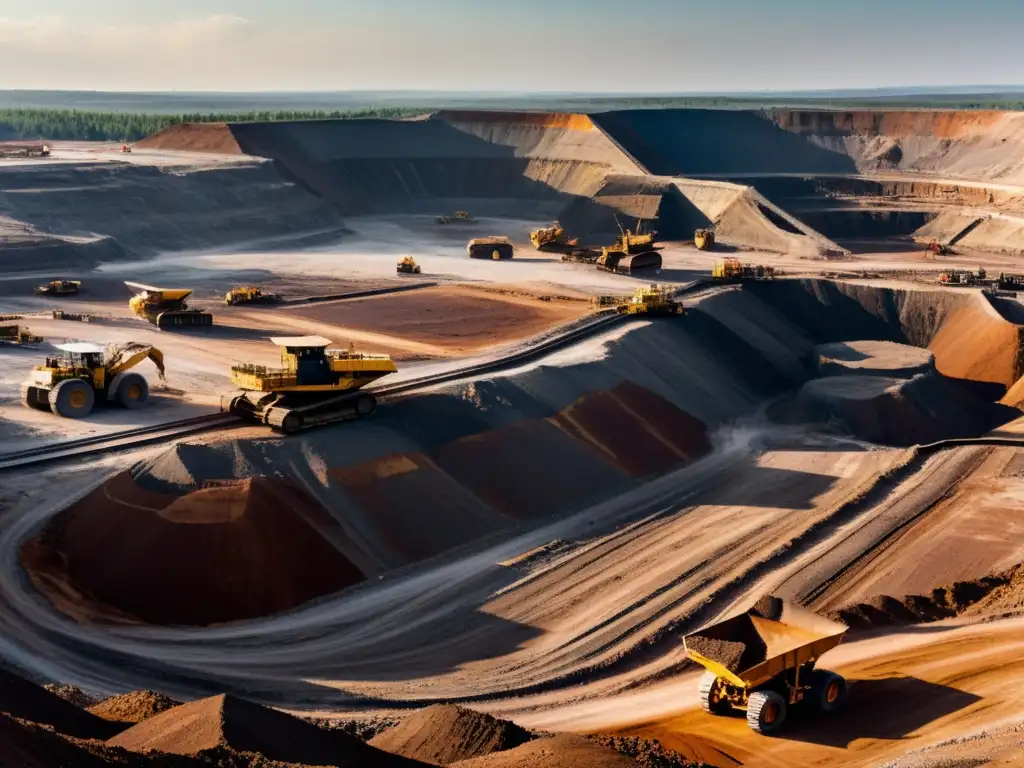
[224,286,281,305]
[530,222,579,252]
[21,342,165,418]
[126,282,213,329]
[35,280,81,297]
[397,256,422,274]
[684,597,848,736]
[225,336,397,434]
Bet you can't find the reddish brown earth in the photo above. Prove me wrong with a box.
[451,734,636,767]
[287,287,588,353]
[135,123,243,154]
[20,475,364,626]
[370,704,533,765]
[930,302,1024,387]
[108,694,429,766]
[89,691,181,724]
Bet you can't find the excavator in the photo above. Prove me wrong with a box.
[397,256,422,274]
[125,282,213,329]
[225,336,398,433]
[22,342,164,418]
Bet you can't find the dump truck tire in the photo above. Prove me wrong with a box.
[355,392,376,417]
[49,378,94,419]
[698,672,732,715]
[747,690,787,735]
[116,372,149,409]
[811,670,848,713]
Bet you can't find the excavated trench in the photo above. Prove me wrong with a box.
[19,280,1024,628]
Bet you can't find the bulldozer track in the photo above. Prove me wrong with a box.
[0,281,729,472]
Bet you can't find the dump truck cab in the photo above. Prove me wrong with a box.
[684,597,848,735]
[228,336,397,433]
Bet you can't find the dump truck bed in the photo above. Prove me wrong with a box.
[684,597,847,689]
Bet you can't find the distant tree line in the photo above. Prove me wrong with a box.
[0,107,425,142]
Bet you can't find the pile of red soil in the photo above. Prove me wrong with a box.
[829,569,1015,629]
[0,668,126,739]
[21,474,364,626]
[450,734,635,767]
[0,712,197,768]
[108,694,428,766]
[370,704,532,765]
[135,123,243,155]
[89,691,180,724]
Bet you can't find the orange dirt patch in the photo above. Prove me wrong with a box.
[21,474,364,626]
[929,303,1024,387]
[135,122,243,154]
[285,286,588,353]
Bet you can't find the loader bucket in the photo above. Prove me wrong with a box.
[684,598,847,689]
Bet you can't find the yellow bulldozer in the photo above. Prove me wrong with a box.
[596,229,663,275]
[225,336,397,433]
[594,284,684,317]
[0,325,43,346]
[684,597,848,735]
[22,341,165,418]
[397,256,422,274]
[712,258,776,282]
[35,279,81,297]
[530,222,579,252]
[126,282,213,329]
[224,286,281,305]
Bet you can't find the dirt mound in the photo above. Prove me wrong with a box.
[109,694,428,765]
[815,340,935,378]
[0,712,198,767]
[90,691,181,724]
[21,474,365,626]
[135,123,243,154]
[44,683,98,708]
[829,569,1015,629]
[795,370,1016,446]
[0,668,126,740]
[450,734,636,767]
[370,704,532,765]
[589,735,712,768]
[685,636,746,674]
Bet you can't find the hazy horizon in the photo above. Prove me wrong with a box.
[2,1,1023,92]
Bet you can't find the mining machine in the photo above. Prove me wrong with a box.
[684,598,848,735]
[694,228,716,251]
[224,286,281,305]
[530,222,579,252]
[467,237,515,260]
[0,325,43,346]
[22,342,164,418]
[126,282,213,329]
[35,279,81,297]
[712,258,776,281]
[594,284,684,317]
[225,336,397,434]
[397,256,422,274]
[596,229,663,275]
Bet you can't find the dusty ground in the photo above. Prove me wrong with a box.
[5,114,1024,768]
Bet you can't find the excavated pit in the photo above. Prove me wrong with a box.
[20,279,1024,627]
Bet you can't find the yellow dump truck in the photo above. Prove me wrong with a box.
[0,325,43,346]
[530,222,579,252]
[694,228,716,251]
[712,258,776,282]
[224,286,281,305]
[35,280,82,297]
[468,237,515,260]
[684,597,848,735]
[126,282,213,329]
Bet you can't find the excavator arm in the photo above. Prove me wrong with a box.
[106,343,165,380]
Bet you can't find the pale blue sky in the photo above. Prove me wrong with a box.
[1,1,1023,92]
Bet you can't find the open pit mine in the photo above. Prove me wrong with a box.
[1,108,1024,767]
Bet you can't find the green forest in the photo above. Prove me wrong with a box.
[0,107,424,142]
